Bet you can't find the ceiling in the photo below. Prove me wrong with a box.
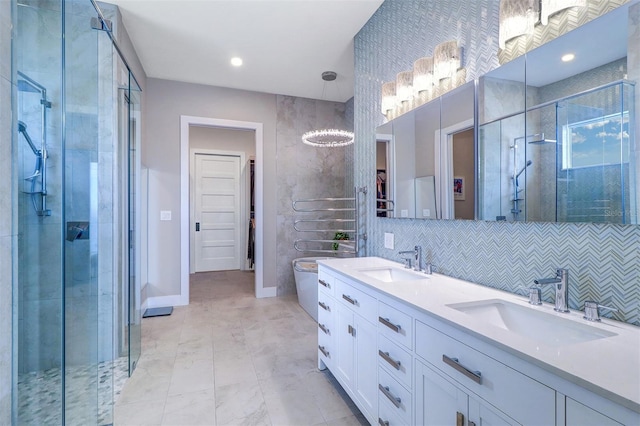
[106,0,384,102]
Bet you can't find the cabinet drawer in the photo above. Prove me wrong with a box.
[378,395,407,426]
[318,269,335,296]
[318,292,334,321]
[415,320,555,425]
[378,335,412,389]
[318,329,333,368]
[335,279,377,324]
[378,368,412,424]
[378,301,413,350]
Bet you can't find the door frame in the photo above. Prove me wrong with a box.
[180,115,271,303]
[434,118,474,220]
[190,149,245,273]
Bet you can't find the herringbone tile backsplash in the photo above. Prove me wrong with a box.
[353,0,639,325]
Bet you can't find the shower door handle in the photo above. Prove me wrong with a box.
[196,222,200,232]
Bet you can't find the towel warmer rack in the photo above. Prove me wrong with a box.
[293,186,368,257]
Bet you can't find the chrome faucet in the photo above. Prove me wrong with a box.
[399,246,422,272]
[534,268,570,313]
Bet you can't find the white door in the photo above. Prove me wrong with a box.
[194,153,241,272]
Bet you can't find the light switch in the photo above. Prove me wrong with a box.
[160,210,172,221]
[384,233,394,249]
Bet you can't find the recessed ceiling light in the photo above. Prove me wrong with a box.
[561,53,575,62]
[230,57,243,67]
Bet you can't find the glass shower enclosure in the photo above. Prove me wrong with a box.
[12,0,142,424]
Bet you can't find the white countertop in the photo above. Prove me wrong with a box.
[317,256,640,413]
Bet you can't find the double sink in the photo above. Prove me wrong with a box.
[356,264,617,347]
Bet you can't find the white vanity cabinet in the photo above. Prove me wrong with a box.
[318,269,378,424]
[317,259,640,426]
[415,360,518,426]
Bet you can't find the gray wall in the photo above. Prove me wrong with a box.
[354,0,640,325]
[275,95,350,296]
[0,0,14,421]
[144,79,349,298]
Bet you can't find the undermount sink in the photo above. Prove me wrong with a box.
[358,266,427,283]
[447,299,617,347]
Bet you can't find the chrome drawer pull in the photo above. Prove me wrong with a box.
[456,411,465,426]
[378,350,401,370]
[318,323,330,335]
[342,294,357,305]
[442,354,482,384]
[318,345,330,358]
[319,279,330,289]
[378,316,401,333]
[318,301,330,311]
[348,324,356,337]
[378,384,402,408]
[378,418,389,426]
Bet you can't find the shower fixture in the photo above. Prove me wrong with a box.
[17,71,51,216]
[525,133,557,145]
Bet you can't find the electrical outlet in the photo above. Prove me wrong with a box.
[401,209,408,218]
[384,233,394,249]
[160,210,172,221]
[423,209,431,217]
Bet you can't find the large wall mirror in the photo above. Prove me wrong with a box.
[376,81,475,220]
[379,2,638,225]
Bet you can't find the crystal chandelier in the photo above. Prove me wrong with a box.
[301,71,355,147]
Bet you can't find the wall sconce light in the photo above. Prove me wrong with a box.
[540,0,587,25]
[433,41,461,81]
[381,39,467,118]
[395,71,414,105]
[381,81,396,114]
[413,57,434,94]
[498,0,538,49]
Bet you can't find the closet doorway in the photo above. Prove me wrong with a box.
[180,116,269,302]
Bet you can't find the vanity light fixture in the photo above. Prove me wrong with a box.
[498,0,538,49]
[413,57,434,101]
[381,81,397,114]
[433,41,461,81]
[396,71,414,105]
[540,0,587,25]
[301,71,354,147]
[230,57,243,67]
[561,53,575,62]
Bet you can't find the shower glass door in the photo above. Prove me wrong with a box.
[63,2,116,424]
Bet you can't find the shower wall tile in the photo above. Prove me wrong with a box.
[0,0,10,82]
[275,95,349,296]
[0,235,14,426]
[20,298,62,373]
[0,76,12,238]
[354,0,640,325]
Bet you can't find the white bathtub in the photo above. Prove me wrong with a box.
[292,257,330,322]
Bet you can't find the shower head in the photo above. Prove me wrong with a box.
[528,138,557,145]
[514,160,533,186]
[17,79,40,93]
[18,121,40,156]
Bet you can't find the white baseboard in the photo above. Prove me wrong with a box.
[146,294,188,309]
[256,286,277,299]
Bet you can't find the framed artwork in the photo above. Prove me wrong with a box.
[453,176,465,201]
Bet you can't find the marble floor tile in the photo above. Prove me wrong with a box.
[116,270,364,426]
[213,349,258,388]
[160,388,216,426]
[215,381,270,426]
[115,399,165,426]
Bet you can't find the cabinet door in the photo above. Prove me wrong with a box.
[566,398,623,426]
[469,396,520,426]
[335,306,355,391]
[415,360,467,426]
[354,316,377,422]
